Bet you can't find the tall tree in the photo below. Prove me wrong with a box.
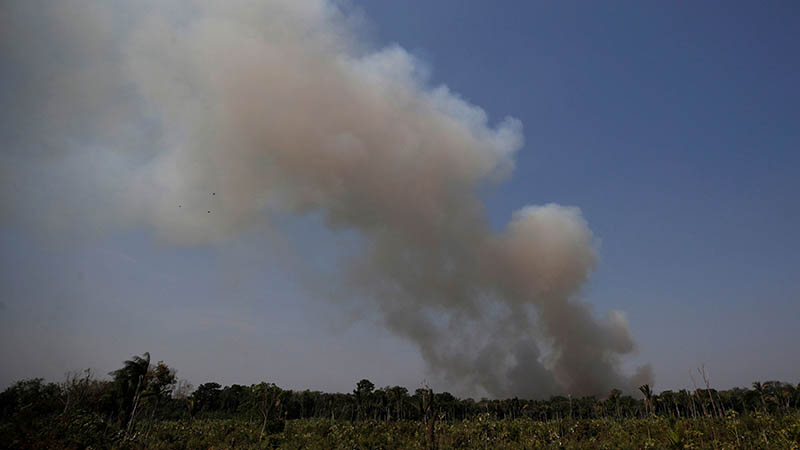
[109,352,151,426]
[353,379,375,421]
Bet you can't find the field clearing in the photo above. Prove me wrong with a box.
[139,416,800,449]
[5,415,800,449]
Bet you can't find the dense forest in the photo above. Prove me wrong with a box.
[2,352,799,448]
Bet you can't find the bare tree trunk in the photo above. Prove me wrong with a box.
[699,366,720,417]
[690,373,707,417]
[145,398,159,440]
[423,388,436,450]
[427,412,436,450]
[259,391,276,441]
[126,375,144,438]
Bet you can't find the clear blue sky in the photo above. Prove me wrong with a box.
[1,1,798,395]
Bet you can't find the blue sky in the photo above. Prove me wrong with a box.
[1,1,798,395]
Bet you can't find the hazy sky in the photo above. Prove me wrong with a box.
[1,1,799,397]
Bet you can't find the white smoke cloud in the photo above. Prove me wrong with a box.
[1,0,651,397]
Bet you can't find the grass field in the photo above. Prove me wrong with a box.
[6,414,800,449]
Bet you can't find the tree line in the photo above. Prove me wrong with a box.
[2,352,799,435]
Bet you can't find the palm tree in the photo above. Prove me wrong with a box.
[109,352,151,434]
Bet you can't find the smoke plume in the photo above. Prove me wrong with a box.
[1,0,651,397]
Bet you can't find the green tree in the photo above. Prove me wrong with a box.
[354,379,375,420]
[193,382,222,413]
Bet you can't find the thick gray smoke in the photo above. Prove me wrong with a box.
[1,0,651,397]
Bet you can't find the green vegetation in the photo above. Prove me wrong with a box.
[1,353,799,449]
